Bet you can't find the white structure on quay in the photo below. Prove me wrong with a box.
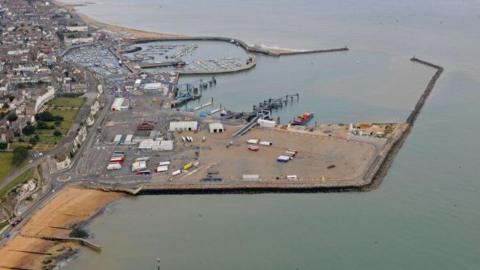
[209,123,225,133]
[169,121,198,132]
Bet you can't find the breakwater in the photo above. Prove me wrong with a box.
[363,57,444,191]
[40,236,102,252]
[128,36,349,57]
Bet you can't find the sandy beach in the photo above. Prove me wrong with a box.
[53,0,186,39]
[0,187,121,269]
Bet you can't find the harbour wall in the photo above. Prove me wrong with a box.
[128,36,349,57]
[363,57,444,191]
[135,57,444,194]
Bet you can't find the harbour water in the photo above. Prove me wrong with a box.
[63,0,480,269]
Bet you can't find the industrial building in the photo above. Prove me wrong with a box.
[209,123,225,133]
[169,121,198,132]
[258,119,276,128]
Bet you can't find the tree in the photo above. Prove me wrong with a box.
[29,135,39,145]
[12,146,28,166]
[36,120,53,129]
[6,112,17,122]
[0,142,7,150]
[35,111,63,122]
[22,123,35,135]
[53,129,62,137]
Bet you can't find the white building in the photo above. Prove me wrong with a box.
[34,86,55,113]
[159,140,174,151]
[208,123,225,133]
[66,25,88,32]
[138,139,160,150]
[143,82,169,95]
[65,37,94,46]
[257,119,276,128]
[90,100,100,116]
[169,121,198,132]
[111,97,129,111]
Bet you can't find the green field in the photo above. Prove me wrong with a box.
[48,97,85,108]
[0,152,14,184]
[34,97,84,149]
[50,108,78,133]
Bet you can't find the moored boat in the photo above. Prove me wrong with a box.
[292,112,314,125]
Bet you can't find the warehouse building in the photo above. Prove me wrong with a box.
[169,121,198,132]
[209,123,225,133]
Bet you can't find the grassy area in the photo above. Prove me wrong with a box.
[0,220,8,231]
[48,97,85,108]
[50,108,78,133]
[0,168,34,199]
[0,153,14,184]
[33,97,84,149]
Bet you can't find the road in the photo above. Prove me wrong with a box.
[0,71,100,191]
[0,64,116,242]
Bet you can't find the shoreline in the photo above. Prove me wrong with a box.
[0,1,443,269]
[0,187,122,269]
[53,0,186,39]
[53,0,316,54]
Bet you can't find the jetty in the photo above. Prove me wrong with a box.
[231,93,299,137]
[40,236,102,252]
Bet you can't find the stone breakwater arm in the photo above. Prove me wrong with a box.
[362,57,444,190]
[129,36,348,57]
[407,57,444,124]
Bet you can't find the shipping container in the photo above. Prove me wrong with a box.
[156,165,169,173]
[123,134,134,144]
[285,149,298,157]
[136,169,151,175]
[259,141,272,146]
[159,161,171,166]
[113,134,123,144]
[183,162,193,171]
[286,175,298,180]
[107,163,122,170]
[131,161,147,172]
[247,139,259,144]
[242,174,260,181]
[248,145,259,151]
[110,156,124,163]
[277,155,292,162]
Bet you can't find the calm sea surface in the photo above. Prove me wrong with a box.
[62,0,480,269]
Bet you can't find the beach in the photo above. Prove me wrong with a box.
[53,0,185,39]
[0,187,121,269]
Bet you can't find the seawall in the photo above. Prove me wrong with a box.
[128,36,349,57]
[363,57,444,191]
